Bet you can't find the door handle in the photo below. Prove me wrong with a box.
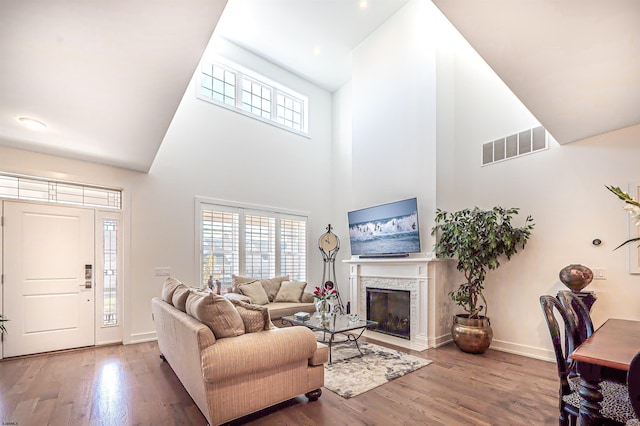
[83,264,93,288]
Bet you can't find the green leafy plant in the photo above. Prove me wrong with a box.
[431,206,534,318]
[0,314,8,334]
[606,185,640,249]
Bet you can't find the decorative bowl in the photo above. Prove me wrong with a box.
[559,264,593,292]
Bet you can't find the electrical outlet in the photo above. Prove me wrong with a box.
[592,268,606,280]
[155,267,171,276]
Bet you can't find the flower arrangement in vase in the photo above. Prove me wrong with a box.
[313,281,337,318]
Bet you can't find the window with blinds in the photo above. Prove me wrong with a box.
[280,217,306,282]
[199,201,307,292]
[245,214,276,278]
[201,209,240,289]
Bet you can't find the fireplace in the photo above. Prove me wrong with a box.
[366,287,410,340]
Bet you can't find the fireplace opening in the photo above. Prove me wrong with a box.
[366,287,410,340]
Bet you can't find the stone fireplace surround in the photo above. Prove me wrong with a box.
[344,256,456,351]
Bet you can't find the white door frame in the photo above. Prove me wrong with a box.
[1,200,127,359]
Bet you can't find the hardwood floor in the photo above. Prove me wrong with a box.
[0,338,560,425]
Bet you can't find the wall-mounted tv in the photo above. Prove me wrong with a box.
[347,198,421,257]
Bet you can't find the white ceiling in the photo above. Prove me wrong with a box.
[0,0,227,172]
[214,0,410,93]
[432,0,640,144]
[0,0,637,173]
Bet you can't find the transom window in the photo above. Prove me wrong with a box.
[0,172,121,209]
[198,199,307,292]
[197,57,309,135]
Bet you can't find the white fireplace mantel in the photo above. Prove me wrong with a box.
[344,256,456,351]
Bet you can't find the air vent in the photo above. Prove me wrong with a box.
[482,126,547,166]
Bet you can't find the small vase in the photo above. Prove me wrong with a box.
[315,299,328,318]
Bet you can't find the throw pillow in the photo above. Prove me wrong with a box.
[274,281,307,303]
[237,281,270,305]
[300,292,315,303]
[229,299,273,332]
[172,284,190,311]
[231,275,256,293]
[231,275,289,300]
[186,291,245,338]
[259,276,289,302]
[161,277,183,304]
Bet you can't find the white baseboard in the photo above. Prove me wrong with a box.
[127,331,157,344]
[490,339,554,362]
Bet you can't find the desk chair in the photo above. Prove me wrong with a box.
[540,295,636,426]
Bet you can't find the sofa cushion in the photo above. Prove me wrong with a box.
[274,281,307,303]
[161,277,184,304]
[186,291,245,339]
[229,299,273,332]
[237,281,270,305]
[266,301,316,320]
[232,275,289,301]
[172,284,190,312]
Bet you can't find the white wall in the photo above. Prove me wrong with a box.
[349,0,439,253]
[127,38,334,339]
[0,38,334,343]
[449,19,640,358]
[334,0,640,360]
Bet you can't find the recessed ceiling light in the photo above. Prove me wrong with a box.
[313,46,322,56]
[359,0,368,9]
[18,117,47,131]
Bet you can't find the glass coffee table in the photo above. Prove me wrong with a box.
[281,314,378,364]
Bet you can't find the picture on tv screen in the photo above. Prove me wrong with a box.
[347,198,421,256]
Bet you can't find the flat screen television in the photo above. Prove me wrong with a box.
[347,198,421,257]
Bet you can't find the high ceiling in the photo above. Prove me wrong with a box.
[214,0,410,93]
[0,0,227,172]
[0,0,637,173]
[432,0,640,144]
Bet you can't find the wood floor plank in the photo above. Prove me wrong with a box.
[0,339,562,425]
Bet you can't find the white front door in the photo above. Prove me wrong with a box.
[3,201,95,357]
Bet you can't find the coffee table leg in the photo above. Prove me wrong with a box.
[347,327,367,356]
[328,334,334,365]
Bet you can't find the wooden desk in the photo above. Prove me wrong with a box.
[569,318,640,425]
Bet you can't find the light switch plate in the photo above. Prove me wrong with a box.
[155,267,171,276]
[592,268,606,280]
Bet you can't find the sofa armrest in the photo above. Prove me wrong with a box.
[309,342,328,366]
[202,326,319,382]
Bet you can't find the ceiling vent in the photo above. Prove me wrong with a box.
[482,126,547,166]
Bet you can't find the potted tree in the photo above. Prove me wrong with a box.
[431,206,534,353]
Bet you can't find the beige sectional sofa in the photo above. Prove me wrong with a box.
[152,278,327,425]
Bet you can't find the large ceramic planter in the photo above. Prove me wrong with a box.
[451,314,493,354]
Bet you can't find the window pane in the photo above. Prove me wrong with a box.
[202,209,240,291]
[245,214,275,278]
[281,218,306,282]
[103,219,118,326]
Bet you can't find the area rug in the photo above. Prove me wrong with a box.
[322,340,432,398]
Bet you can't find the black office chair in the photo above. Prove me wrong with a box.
[540,295,636,425]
